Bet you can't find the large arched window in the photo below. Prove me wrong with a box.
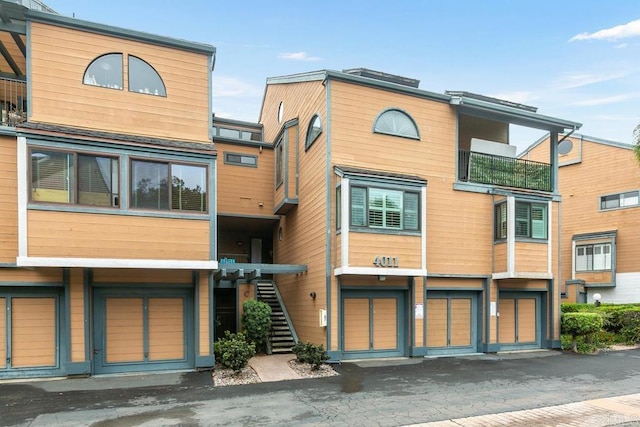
[83,53,123,90]
[373,108,420,139]
[305,114,322,150]
[128,55,166,97]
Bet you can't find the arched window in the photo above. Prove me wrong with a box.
[373,108,420,139]
[128,55,166,96]
[83,53,123,90]
[305,114,322,150]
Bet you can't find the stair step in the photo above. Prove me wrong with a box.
[271,336,295,342]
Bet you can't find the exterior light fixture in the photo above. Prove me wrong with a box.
[593,293,602,307]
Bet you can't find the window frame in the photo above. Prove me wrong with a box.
[305,114,322,150]
[493,201,548,241]
[576,243,612,272]
[129,158,208,213]
[373,108,420,140]
[275,138,284,188]
[515,201,547,240]
[349,185,420,233]
[127,55,167,97]
[223,152,258,168]
[29,147,120,208]
[600,190,640,211]
[83,53,123,90]
[494,202,507,240]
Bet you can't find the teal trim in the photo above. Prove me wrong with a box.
[210,159,217,260]
[423,276,427,349]
[26,10,216,55]
[64,361,91,376]
[208,55,214,141]
[26,20,31,120]
[483,278,491,353]
[550,132,558,192]
[63,268,71,370]
[326,350,342,362]
[583,283,616,288]
[484,343,500,352]
[273,197,299,214]
[0,263,18,267]
[325,80,333,351]
[0,281,63,287]
[24,135,216,161]
[28,204,210,221]
[548,279,554,347]
[497,291,543,351]
[120,153,129,212]
[573,230,617,240]
[208,272,214,354]
[195,355,214,368]
[295,120,299,198]
[410,347,427,357]
[84,269,91,364]
[193,271,200,361]
[92,282,192,288]
[453,182,561,201]
[550,339,562,349]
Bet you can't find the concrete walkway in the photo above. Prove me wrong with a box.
[412,393,640,426]
[248,353,299,382]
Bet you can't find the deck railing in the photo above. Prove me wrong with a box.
[0,77,27,127]
[458,150,552,192]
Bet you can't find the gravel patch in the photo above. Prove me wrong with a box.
[212,360,338,387]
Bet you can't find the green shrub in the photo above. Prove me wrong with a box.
[213,331,256,373]
[292,341,329,370]
[561,303,591,313]
[561,312,604,353]
[241,300,272,353]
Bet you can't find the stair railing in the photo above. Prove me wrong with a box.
[260,280,299,345]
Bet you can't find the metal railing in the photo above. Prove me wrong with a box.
[458,150,552,192]
[0,77,27,127]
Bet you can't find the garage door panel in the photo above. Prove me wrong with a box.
[498,298,516,344]
[372,298,397,350]
[517,299,537,343]
[0,298,5,369]
[149,298,184,361]
[11,298,56,368]
[105,298,144,363]
[450,299,471,346]
[344,298,370,351]
[426,299,447,347]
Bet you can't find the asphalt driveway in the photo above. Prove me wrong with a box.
[3,349,640,426]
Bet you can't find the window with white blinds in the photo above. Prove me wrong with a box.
[576,243,611,271]
[350,186,419,232]
[31,149,119,207]
[494,201,547,240]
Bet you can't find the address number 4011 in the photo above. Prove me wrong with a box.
[373,256,399,268]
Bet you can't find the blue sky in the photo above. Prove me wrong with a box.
[46,1,640,149]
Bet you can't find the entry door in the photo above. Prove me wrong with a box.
[426,292,478,355]
[342,291,405,359]
[498,293,541,350]
[214,288,237,340]
[93,288,193,374]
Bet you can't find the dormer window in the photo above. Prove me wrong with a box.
[83,53,123,90]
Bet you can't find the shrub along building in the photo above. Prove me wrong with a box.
[522,133,640,305]
[0,1,585,380]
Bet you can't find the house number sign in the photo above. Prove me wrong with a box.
[373,256,399,268]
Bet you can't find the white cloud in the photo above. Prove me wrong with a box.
[555,71,629,90]
[615,43,629,49]
[570,19,640,42]
[213,76,263,98]
[570,93,639,107]
[277,51,322,61]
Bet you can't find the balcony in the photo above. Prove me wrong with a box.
[458,150,551,192]
[0,77,27,127]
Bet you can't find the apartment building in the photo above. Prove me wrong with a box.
[0,0,217,378]
[522,133,640,304]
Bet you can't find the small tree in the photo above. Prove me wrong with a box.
[241,300,272,353]
[561,312,604,353]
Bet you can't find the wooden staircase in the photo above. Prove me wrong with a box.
[256,280,297,354]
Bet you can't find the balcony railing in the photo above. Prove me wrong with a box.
[0,77,27,127]
[458,150,552,192]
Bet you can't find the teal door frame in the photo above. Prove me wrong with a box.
[92,287,194,375]
[340,289,407,360]
[498,291,544,351]
[425,291,480,356]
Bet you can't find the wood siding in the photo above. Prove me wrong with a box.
[148,298,184,361]
[514,242,548,273]
[105,297,143,363]
[29,22,210,143]
[0,135,17,263]
[27,210,210,260]
[372,298,397,350]
[347,232,422,269]
[266,80,328,347]
[494,243,507,273]
[11,297,56,367]
[217,142,274,216]
[70,268,85,362]
[92,269,191,283]
[343,298,369,351]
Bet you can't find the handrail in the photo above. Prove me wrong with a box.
[259,279,299,345]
